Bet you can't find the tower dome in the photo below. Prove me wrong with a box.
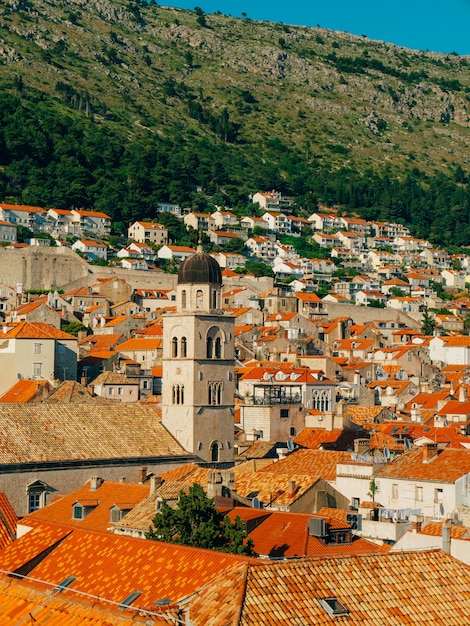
[178,245,222,285]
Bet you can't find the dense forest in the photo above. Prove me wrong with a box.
[0,0,470,245]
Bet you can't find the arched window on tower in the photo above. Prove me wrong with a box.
[181,289,187,309]
[208,382,222,405]
[180,337,187,357]
[172,337,178,358]
[210,441,219,462]
[196,289,203,309]
[206,336,213,359]
[172,384,185,405]
[215,337,222,359]
[212,289,217,310]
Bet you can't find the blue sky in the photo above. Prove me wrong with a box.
[160,1,470,55]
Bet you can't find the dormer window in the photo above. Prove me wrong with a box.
[110,504,133,523]
[72,499,98,520]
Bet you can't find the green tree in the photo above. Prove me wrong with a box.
[146,484,256,555]
[61,321,87,336]
[367,478,379,503]
[421,307,435,336]
[245,260,274,278]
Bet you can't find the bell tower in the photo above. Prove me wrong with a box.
[162,245,234,463]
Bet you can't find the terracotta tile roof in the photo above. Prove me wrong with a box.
[190,549,470,625]
[0,522,250,613]
[113,483,192,533]
[420,521,470,539]
[0,379,50,403]
[295,292,323,302]
[344,406,390,426]
[0,202,46,213]
[159,463,201,482]
[91,371,136,386]
[376,447,470,482]
[0,404,187,463]
[73,209,111,219]
[294,428,360,451]
[24,480,149,533]
[2,321,76,339]
[0,574,156,625]
[117,337,162,351]
[0,493,17,549]
[258,449,352,482]
[79,333,123,349]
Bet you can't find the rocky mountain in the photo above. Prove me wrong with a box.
[1,0,470,242]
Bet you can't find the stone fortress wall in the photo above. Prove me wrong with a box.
[0,246,419,328]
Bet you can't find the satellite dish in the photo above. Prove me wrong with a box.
[383,447,391,461]
[287,439,294,452]
[439,503,444,516]
[404,438,411,450]
[252,497,260,509]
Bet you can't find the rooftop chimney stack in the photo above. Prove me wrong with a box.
[422,443,438,463]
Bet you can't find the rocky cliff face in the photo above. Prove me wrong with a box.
[0,0,469,172]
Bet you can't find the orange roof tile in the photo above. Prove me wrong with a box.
[377,447,470,482]
[2,321,76,340]
[258,449,353,482]
[24,480,149,533]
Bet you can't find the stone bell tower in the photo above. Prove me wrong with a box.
[162,245,234,463]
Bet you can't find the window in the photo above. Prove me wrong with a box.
[210,442,219,462]
[118,387,123,395]
[415,486,423,501]
[280,409,289,418]
[172,384,184,405]
[33,363,42,377]
[289,427,296,436]
[352,497,360,509]
[172,336,178,358]
[180,337,187,357]
[181,290,187,308]
[392,483,398,499]
[215,337,222,359]
[108,387,114,395]
[196,289,203,309]
[34,343,42,354]
[212,289,218,309]
[142,380,149,390]
[208,382,222,405]
[73,504,83,520]
[28,492,42,513]
[434,488,443,504]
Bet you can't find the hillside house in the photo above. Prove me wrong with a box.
[127,220,168,245]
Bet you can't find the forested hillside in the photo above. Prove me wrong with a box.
[0,0,470,243]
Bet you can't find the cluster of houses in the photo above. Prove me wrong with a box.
[2,194,468,329]
[1,195,470,622]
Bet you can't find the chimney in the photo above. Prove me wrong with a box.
[410,514,424,533]
[459,385,468,403]
[207,471,222,498]
[89,476,103,491]
[422,443,439,463]
[138,466,148,483]
[287,479,296,496]
[442,518,452,554]
[150,475,163,493]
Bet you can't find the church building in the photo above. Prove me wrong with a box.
[162,245,235,463]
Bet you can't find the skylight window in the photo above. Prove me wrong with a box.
[53,576,76,593]
[119,590,142,610]
[319,597,349,618]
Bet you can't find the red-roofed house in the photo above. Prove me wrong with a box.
[70,209,111,235]
[0,322,78,395]
[127,220,168,244]
[72,238,107,261]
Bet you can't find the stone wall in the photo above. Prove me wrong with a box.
[1,456,194,516]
